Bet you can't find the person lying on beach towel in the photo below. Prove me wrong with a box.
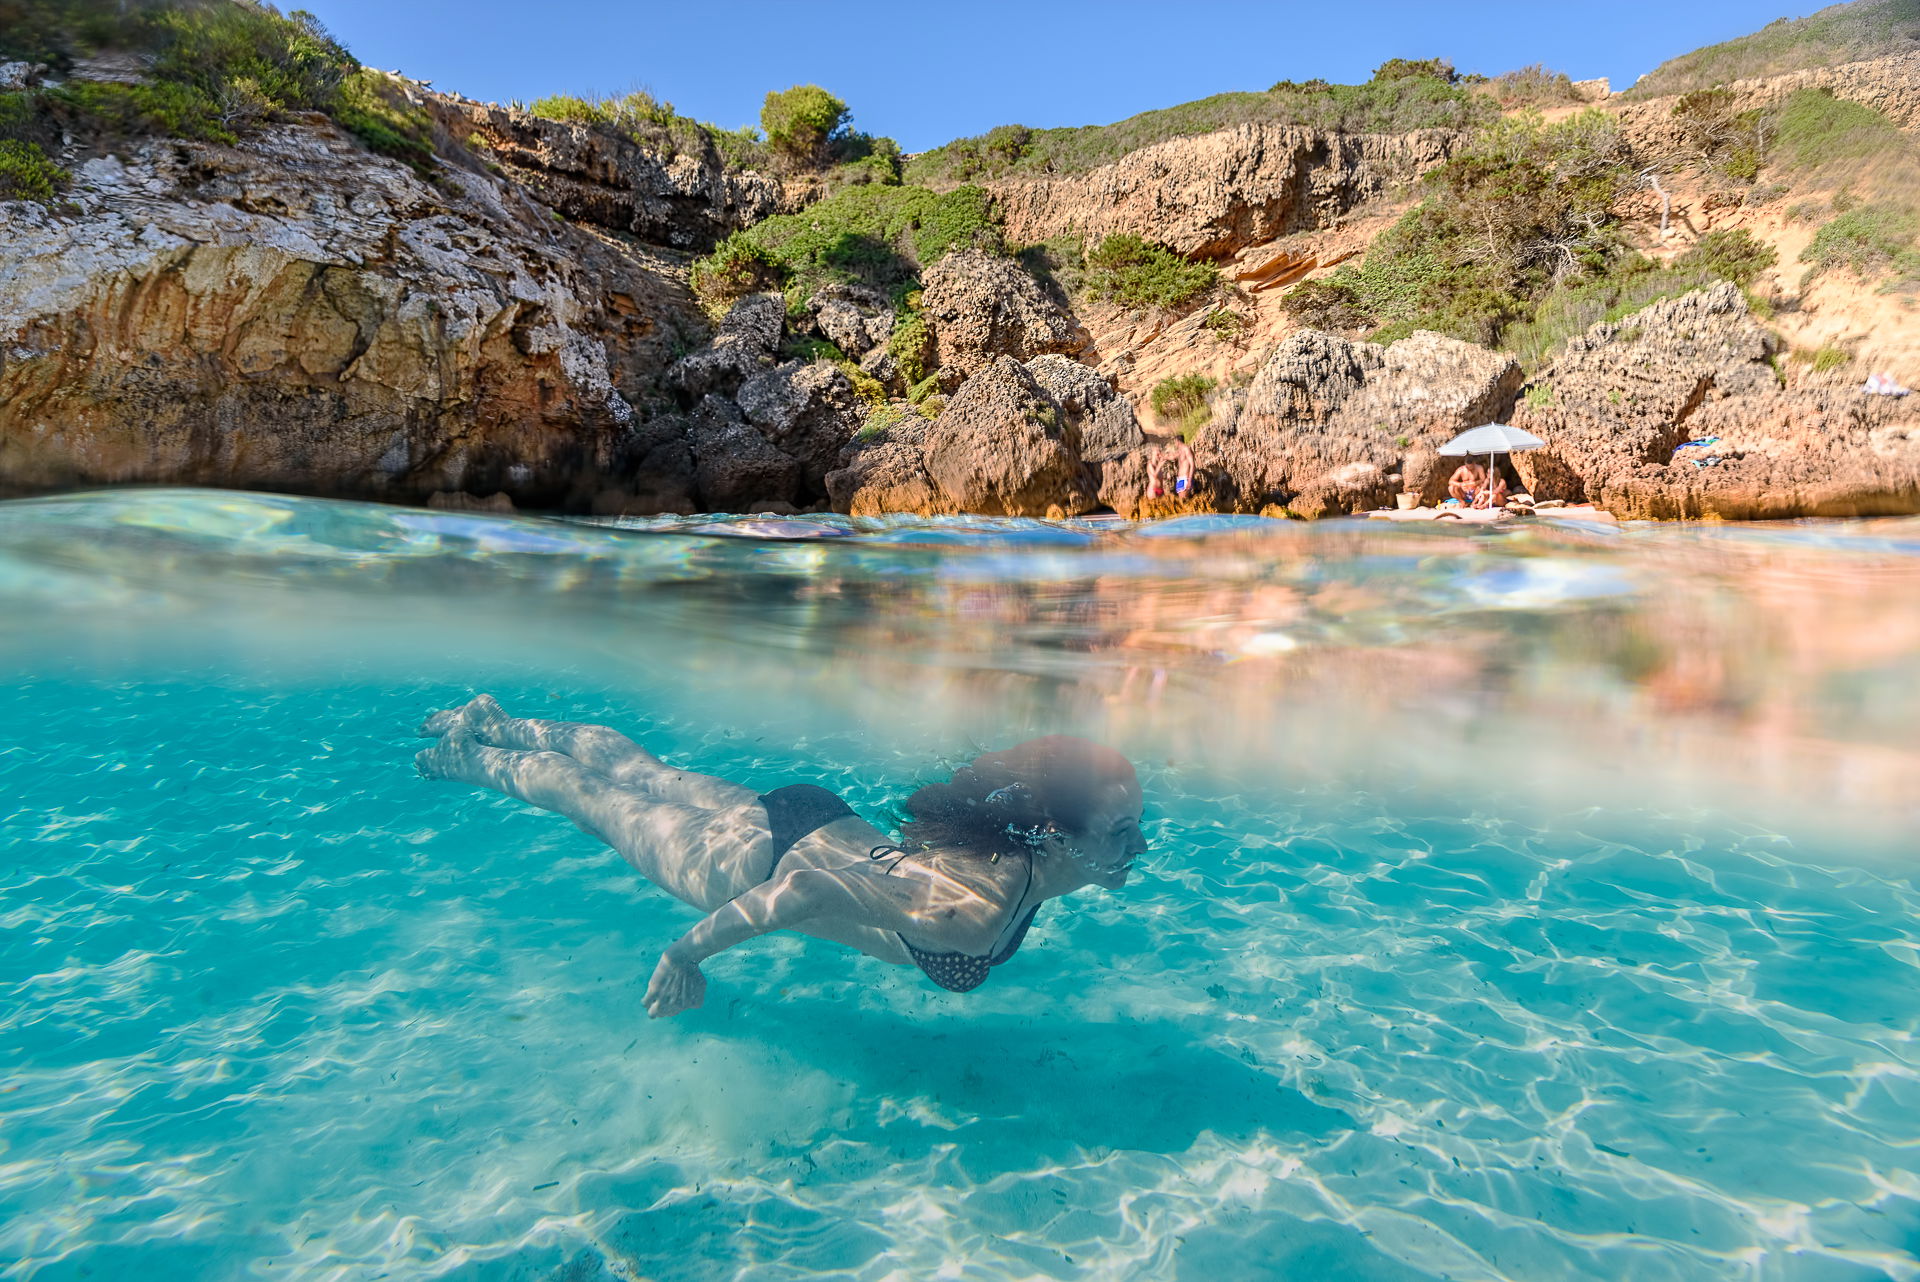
[415,698,1147,1017]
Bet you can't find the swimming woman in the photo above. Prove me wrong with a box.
[413,697,1148,1018]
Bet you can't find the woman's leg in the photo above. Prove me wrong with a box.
[422,695,757,809]
[414,731,773,910]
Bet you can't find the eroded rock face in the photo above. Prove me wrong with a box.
[1195,329,1522,515]
[825,439,942,517]
[687,394,798,512]
[805,284,893,358]
[736,359,863,496]
[1024,354,1144,462]
[922,356,1094,516]
[665,293,784,404]
[448,98,792,250]
[1514,284,1920,518]
[920,250,1084,381]
[989,124,1461,259]
[0,126,700,509]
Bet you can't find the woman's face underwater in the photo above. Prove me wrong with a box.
[1062,780,1149,889]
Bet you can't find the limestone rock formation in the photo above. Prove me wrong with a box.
[687,395,798,512]
[922,357,1095,516]
[989,124,1461,259]
[1195,329,1522,515]
[920,250,1084,381]
[1514,284,1920,519]
[448,98,791,249]
[736,360,863,495]
[0,123,701,509]
[804,284,894,358]
[1024,355,1145,462]
[665,293,785,404]
[825,439,941,517]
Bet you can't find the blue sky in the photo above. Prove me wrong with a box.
[303,0,1817,152]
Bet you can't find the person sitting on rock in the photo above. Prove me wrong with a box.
[414,697,1148,1018]
[1447,462,1487,503]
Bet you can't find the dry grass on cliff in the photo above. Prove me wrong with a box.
[1625,0,1920,99]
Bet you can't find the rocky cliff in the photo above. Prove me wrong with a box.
[3,38,1918,522]
[987,124,1460,259]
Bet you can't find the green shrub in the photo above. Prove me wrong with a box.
[1800,204,1920,286]
[905,371,943,405]
[1809,344,1852,372]
[1524,383,1555,408]
[1670,88,1767,182]
[907,65,1494,184]
[761,84,848,169]
[1084,234,1217,310]
[856,401,910,439]
[1304,110,1634,346]
[1283,278,1370,329]
[53,79,230,141]
[1773,88,1905,170]
[1675,228,1778,287]
[334,70,433,172]
[1370,57,1459,83]
[889,312,935,387]
[1150,373,1217,437]
[1501,254,1727,368]
[690,231,785,313]
[0,137,67,200]
[1625,0,1920,100]
[699,182,1001,310]
[529,93,607,125]
[1202,306,1250,343]
[1485,64,1581,109]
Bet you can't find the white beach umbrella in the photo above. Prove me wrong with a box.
[1437,423,1547,457]
[1437,423,1546,502]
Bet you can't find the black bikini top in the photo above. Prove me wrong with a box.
[893,852,1041,993]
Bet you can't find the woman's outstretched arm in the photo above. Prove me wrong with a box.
[642,862,998,1018]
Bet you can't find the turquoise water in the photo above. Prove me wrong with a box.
[3,490,1919,1281]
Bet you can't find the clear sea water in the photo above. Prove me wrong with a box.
[3,489,1919,1282]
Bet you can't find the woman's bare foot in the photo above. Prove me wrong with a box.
[414,729,485,782]
[418,693,507,739]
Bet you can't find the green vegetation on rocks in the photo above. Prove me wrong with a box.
[1150,374,1217,438]
[1285,110,1633,346]
[0,137,66,200]
[1482,65,1583,109]
[906,60,1495,184]
[0,0,435,170]
[1801,204,1920,288]
[1083,235,1219,311]
[1625,0,1920,100]
[690,182,1000,313]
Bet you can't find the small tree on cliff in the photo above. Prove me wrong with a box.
[761,84,849,169]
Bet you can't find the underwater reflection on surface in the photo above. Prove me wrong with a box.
[1,490,1918,1281]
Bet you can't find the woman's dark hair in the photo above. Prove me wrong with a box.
[899,736,1139,861]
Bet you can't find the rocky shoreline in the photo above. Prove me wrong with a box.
[2,50,1917,521]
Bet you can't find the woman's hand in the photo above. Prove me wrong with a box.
[644,948,707,1019]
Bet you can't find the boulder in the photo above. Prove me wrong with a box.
[920,249,1084,380]
[806,284,894,357]
[1024,354,1145,462]
[607,413,698,514]
[1513,284,1920,518]
[687,395,799,512]
[826,441,942,516]
[665,293,784,404]
[1196,328,1520,514]
[735,360,863,497]
[922,356,1095,516]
